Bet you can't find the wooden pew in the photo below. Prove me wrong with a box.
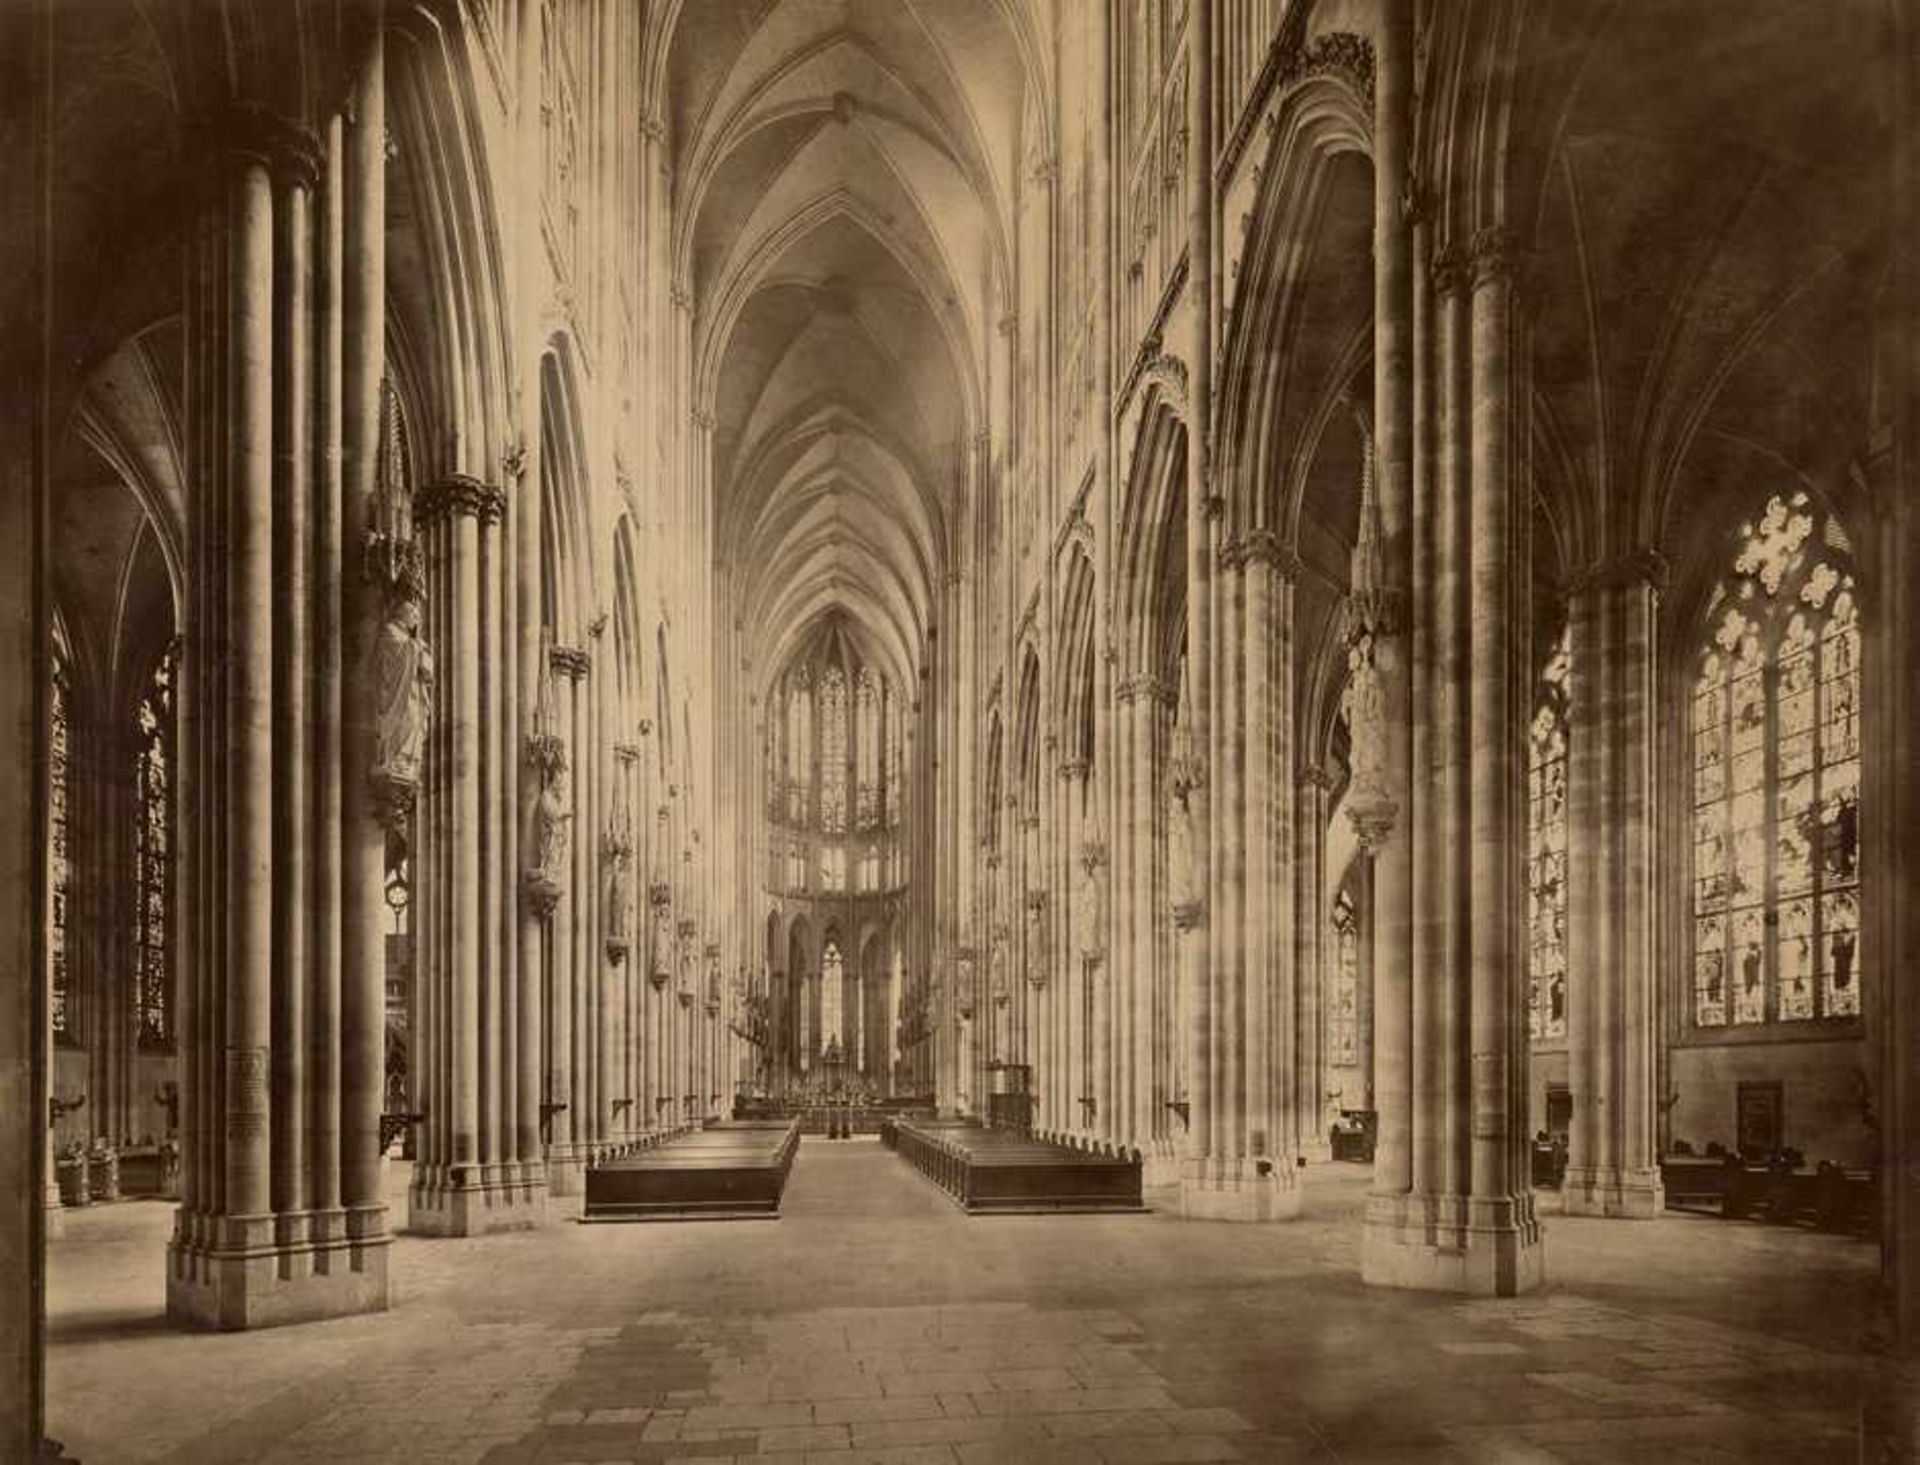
[583,1119,800,1222]
[1660,1154,1737,1213]
[887,1117,1144,1214]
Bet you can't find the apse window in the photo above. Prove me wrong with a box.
[1691,492,1860,1030]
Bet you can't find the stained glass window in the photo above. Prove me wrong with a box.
[49,645,71,1043]
[765,721,780,821]
[887,694,903,829]
[1691,492,1861,1028]
[1528,629,1570,1044]
[821,939,844,1055]
[1329,886,1357,1067]
[786,670,811,824]
[135,642,177,1048]
[856,668,879,829]
[820,668,848,834]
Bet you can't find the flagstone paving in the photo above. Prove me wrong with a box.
[45,1138,1897,1463]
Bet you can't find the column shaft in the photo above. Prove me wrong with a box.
[225,149,275,1228]
[340,36,390,1228]
[270,160,312,1227]
[1467,256,1513,1210]
[1564,571,1664,1217]
[1180,0,1214,1182]
[308,114,344,1228]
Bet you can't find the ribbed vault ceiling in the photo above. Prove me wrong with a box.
[666,0,1040,705]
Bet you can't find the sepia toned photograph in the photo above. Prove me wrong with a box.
[0,1,1916,1460]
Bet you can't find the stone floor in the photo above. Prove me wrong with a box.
[45,1139,1902,1463]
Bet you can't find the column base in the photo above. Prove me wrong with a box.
[1361,1191,1545,1296]
[1560,1165,1665,1219]
[1142,1138,1186,1188]
[166,1209,390,1330]
[408,1163,550,1235]
[545,1146,585,1196]
[1178,1159,1302,1222]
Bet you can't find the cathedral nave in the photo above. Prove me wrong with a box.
[1,0,1916,1459]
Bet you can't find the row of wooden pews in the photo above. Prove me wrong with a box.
[880,1117,1145,1214]
[1660,1150,1877,1234]
[582,1119,801,1222]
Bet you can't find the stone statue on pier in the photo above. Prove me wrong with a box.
[1169,776,1203,926]
[1075,848,1104,959]
[603,833,634,963]
[373,596,434,789]
[649,896,674,985]
[1024,894,1048,988]
[524,764,571,915]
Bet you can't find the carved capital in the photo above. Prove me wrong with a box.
[1116,673,1176,708]
[549,645,592,680]
[1429,244,1468,298]
[1345,792,1401,854]
[613,741,643,764]
[205,103,322,185]
[1057,758,1089,783]
[1279,30,1376,110]
[415,473,506,527]
[1468,226,1523,289]
[1236,526,1301,577]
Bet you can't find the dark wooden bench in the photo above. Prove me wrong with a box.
[887,1117,1144,1214]
[582,1120,800,1222]
[1660,1152,1878,1234]
[1660,1154,1737,1213]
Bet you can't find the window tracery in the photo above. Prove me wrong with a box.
[887,695,904,829]
[821,667,848,833]
[1691,492,1861,1029]
[787,669,811,824]
[1329,886,1357,1068]
[856,667,879,829]
[1528,628,1570,1044]
[49,643,72,1044]
[822,939,844,1055]
[135,642,177,1048]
